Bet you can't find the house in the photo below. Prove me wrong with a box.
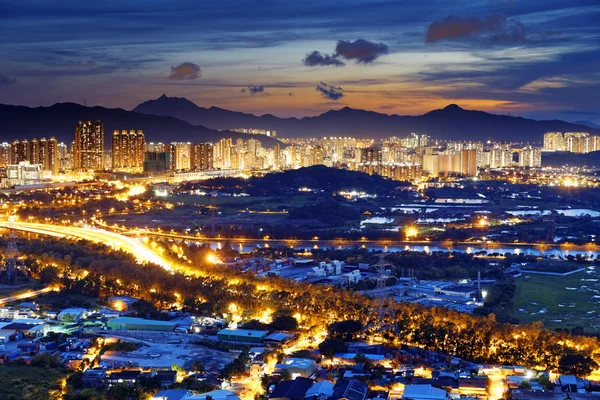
[510,389,566,400]
[402,385,449,400]
[330,379,369,400]
[270,378,314,400]
[458,377,488,396]
[186,390,241,400]
[558,376,580,393]
[304,381,335,400]
[152,390,190,400]
[275,358,317,378]
[82,369,107,388]
[106,370,141,386]
[154,370,178,387]
[263,332,295,345]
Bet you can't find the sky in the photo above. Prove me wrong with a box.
[0,0,599,123]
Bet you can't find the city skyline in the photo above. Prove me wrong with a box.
[0,1,599,123]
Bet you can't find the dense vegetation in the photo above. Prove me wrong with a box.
[9,236,600,375]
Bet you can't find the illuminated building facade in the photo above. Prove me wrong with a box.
[112,129,145,172]
[73,120,104,170]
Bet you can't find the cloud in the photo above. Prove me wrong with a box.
[0,73,16,86]
[302,50,345,67]
[316,82,344,100]
[169,62,201,80]
[334,39,389,63]
[426,14,525,43]
[242,85,265,95]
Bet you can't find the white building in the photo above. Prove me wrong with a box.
[4,161,42,187]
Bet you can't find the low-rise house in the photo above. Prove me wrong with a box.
[106,370,141,386]
[154,370,178,387]
[82,368,107,388]
[458,377,488,396]
[402,384,449,400]
[263,332,295,345]
[304,381,335,400]
[275,358,317,378]
[330,378,368,400]
[270,378,314,400]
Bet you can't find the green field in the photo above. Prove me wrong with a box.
[511,268,600,332]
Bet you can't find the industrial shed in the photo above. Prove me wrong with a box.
[217,328,268,343]
[107,317,178,331]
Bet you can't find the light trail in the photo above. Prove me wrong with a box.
[0,221,174,272]
[0,286,58,305]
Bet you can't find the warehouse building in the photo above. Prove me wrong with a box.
[107,317,178,331]
[217,328,268,343]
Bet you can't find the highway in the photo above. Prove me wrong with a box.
[0,286,58,305]
[0,221,174,272]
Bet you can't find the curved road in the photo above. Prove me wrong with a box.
[0,221,174,272]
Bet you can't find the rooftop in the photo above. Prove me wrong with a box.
[218,328,268,338]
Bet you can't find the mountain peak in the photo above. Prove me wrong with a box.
[443,104,464,111]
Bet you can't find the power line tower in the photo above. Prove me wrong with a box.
[364,253,399,338]
[5,231,24,282]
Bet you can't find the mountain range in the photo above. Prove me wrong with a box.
[133,95,599,142]
[0,97,597,147]
[0,102,281,147]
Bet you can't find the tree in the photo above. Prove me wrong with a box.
[269,315,298,332]
[318,337,348,359]
[192,361,205,372]
[558,353,598,377]
[328,320,363,341]
[39,265,60,285]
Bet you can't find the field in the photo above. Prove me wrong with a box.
[511,267,600,332]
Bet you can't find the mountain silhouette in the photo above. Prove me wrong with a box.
[134,96,599,142]
[0,102,281,147]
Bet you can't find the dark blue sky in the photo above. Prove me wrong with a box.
[0,0,599,122]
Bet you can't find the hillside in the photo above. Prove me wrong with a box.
[0,102,281,147]
[542,151,600,168]
[133,95,600,142]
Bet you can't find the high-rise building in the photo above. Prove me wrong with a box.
[58,142,69,171]
[518,146,542,168]
[190,143,213,171]
[543,132,565,151]
[39,137,59,174]
[112,129,145,171]
[459,149,478,176]
[11,139,28,164]
[564,132,590,153]
[144,151,171,173]
[8,137,58,174]
[214,138,233,170]
[73,120,104,170]
[171,142,192,170]
[0,143,11,168]
[490,144,512,168]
